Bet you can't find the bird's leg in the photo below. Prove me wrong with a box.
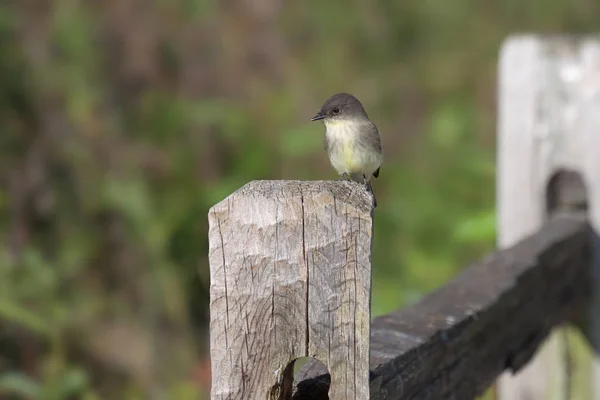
[362,175,370,189]
[338,173,351,181]
[364,176,377,208]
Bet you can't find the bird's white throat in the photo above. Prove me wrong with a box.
[324,118,367,140]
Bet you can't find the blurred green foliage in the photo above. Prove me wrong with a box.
[0,0,598,398]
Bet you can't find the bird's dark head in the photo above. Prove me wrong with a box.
[310,93,369,122]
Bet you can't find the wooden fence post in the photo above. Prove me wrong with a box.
[208,180,374,399]
[497,35,600,400]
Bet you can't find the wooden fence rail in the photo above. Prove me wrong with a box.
[207,35,600,399]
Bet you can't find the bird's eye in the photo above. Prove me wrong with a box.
[332,108,340,114]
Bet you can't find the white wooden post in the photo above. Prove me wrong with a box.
[497,36,600,400]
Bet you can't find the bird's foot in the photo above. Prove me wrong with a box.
[363,175,371,192]
[364,178,377,208]
[363,176,371,190]
[338,173,351,181]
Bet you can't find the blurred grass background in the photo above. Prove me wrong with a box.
[0,0,598,398]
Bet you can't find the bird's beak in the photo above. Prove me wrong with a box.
[310,113,325,121]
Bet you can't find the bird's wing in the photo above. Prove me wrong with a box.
[366,122,382,179]
[367,122,382,153]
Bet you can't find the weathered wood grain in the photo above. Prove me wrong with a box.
[294,214,592,399]
[208,180,374,399]
[497,35,600,399]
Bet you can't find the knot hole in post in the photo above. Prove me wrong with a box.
[268,357,330,400]
[546,169,588,217]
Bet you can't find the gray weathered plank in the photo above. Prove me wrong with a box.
[294,214,591,399]
[497,35,600,399]
[208,180,374,399]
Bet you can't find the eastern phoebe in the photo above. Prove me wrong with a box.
[311,93,383,207]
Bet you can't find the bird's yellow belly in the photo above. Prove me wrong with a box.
[342,144,361,172]
[330,141,379,175]
[326,120,381,175]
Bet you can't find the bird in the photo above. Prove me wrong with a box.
[311,93,383,207]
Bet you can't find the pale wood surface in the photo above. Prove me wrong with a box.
[497,35,600,400]
[293,214,592,399]
[208,180,374,399]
